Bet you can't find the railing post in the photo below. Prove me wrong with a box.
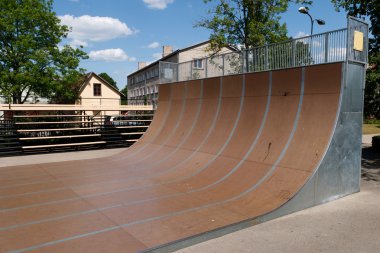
[265,44,269,71]
[159,61,162,84]
[222,54,225,76]
[190,60,193,80]
[291,40,296,67]
[176,63,179,82]
[241,50,245,73]
[324,33,329,63]
[205,58,208,78]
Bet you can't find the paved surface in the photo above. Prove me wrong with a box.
[362,134,378,145]
[0,148,125,168]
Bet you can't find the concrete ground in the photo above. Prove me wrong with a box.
[0,148,125,168]
[0,136,379,253]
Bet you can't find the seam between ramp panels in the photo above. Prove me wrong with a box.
[153,75,246,180]
[128,80,205,170]
[129,82,189,164]
[258,62,346,220]
[111,84,175,161]
[137,77,225,178]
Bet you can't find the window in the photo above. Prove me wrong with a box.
[93,83,101,96]
[193,59,203,69]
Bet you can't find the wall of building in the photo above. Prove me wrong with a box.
[178,44,232,63]
[79,75,120,107]
[127,43,235,103]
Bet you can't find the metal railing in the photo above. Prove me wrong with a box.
[160,28,348,83]
[0,111,155,156]
[159,17,368,83]
[0,96,157,111]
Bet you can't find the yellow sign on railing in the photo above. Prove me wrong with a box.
[353,31,364,52]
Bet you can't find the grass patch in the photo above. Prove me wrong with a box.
[364,119,380,124]
[363,124,380,135]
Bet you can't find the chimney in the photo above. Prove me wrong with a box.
[162,45,173,57]
[138,62,146,70]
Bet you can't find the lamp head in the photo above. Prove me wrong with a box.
[316,19,326,25]
[298,6,309,14]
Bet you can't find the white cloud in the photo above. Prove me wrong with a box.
[148,42,160,49]
[70,39,88,48]
[294,31,309,38]
[152,52,162,60]
[143,0,174,10]
[59,15,136,46]
[89,48,135,62]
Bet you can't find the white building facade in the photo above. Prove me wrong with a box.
[127,41,236,104]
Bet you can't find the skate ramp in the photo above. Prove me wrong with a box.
[0,62,362,253]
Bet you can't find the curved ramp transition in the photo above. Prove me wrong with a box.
[0,62,364,253]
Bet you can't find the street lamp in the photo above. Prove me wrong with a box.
[298,7,325,35]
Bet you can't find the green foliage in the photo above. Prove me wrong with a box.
[364,52,380,118]
[120,85,128,97]
[99,72,118,89]
[120,85,128,104]
[196,0,312,52]
[364,118,380,125]
[0,0,88,104]
[331,0,379,53]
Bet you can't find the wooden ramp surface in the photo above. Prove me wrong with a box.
[0,63,342,253]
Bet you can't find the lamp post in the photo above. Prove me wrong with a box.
[298,7,325,35]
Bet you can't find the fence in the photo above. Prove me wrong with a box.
[0,111,154,156]
[159,17,368,83]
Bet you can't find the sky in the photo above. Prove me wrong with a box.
[53,0,348,89]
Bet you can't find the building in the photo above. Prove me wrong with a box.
[127,41,236,104]
[76,72,125,116]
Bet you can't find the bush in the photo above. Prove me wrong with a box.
[364,119,380,124]
[373,136,380,153]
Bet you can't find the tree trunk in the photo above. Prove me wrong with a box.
[12,93,23,104]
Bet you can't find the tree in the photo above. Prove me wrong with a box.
[120,85,128,105]
[99,72,118,89]
[364,53,380,118]
[196,0,311,52]
[120,85,128,97]
[331,0,380,118]
[331,0,379,53]
[0,0,88,104]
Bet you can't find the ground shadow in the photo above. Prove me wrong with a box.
[361,146,380,182]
